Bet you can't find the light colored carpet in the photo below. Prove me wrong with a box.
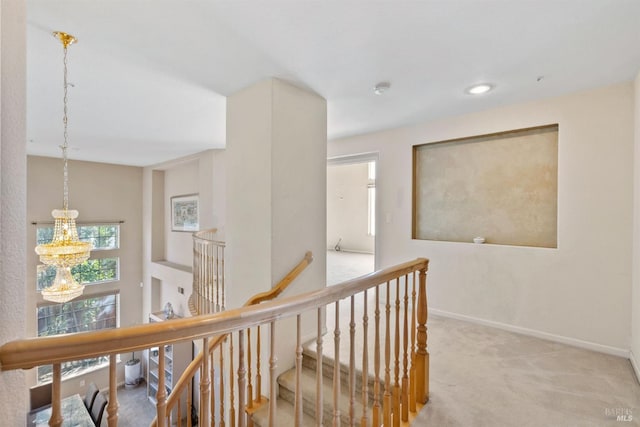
[326,250,374,286]
[325,250,639,426]
[413,315,640,427]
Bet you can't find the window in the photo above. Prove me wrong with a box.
[37,292,119,383]
[37,258,119,291]
[36,224,120,291]
[36,224,119,250]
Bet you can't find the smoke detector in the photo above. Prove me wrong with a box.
[373,81,391,95]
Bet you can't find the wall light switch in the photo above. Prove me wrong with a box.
[178,286,184,295]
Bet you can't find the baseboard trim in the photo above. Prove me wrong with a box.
[630,350,640,385]
[429,308,629,358]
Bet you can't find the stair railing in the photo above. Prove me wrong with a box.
[151,250,314,426]
[0,256,429,427]
[191,228,226,315]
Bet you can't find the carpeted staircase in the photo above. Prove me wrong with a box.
[251,342,379,427]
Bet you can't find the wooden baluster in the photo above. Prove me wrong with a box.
[349,295,356,426]
[415,266,429,404]
[221,248,226,309]
[316,307,324,427]
[49,363,62,427]
[393,278,401,427]
[383,281,391,427]
[295,315,303,427]
[220,337,226,427]
[409,271,416,412]
[401,276,409,421]
[201,338,211,427]
[372,285,381,427]
[211,349,216,427]
[157,346,167,427]
[187,379,193,427]
[178,400,182,427]
[361,290,369,427]
[213,243,218,307]
[247,327,254,426]
[238,329,247,427]
[108,354,119,426]
[193,243,198,303]
[268,322,277,427]
[333,300,341,427]
[256,326,262,404]
[230,335,236,427]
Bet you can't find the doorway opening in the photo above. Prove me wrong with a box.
[327,153,378,285]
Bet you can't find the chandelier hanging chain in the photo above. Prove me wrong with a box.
[35,31,91,304]
[62,42,70,211]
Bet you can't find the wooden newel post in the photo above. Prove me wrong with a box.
[415,262,429,404]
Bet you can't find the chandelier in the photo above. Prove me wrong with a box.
[35,31,92,303]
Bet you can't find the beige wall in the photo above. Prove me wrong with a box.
[0,0,28,423]
[327,162,375,253]
[329,82,634,354]
[632,70,640,378]
[143,149,225,318]
[26,156,143,395]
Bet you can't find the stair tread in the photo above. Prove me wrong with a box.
[251,397,317,427]
[278,365,373,423]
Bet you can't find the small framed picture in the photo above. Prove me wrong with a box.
[171,194,199,232]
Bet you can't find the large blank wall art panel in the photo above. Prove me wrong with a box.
[413,125,558,247]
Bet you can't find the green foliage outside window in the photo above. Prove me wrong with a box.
[37,258,119,291]
[37,293,118,383]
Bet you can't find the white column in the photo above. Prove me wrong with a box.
[226,78,327,377]
[227,78,326,305]
[0,0,28,423]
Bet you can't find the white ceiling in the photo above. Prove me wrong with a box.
[26,0,640,166]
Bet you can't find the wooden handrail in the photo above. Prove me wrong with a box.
[160,251,313,414]
[0,257,426,372]
[192,228,223,244]
[0,258,428,371]
[0,253,313,371]
[1,256,426,372]
[1,255,430,427]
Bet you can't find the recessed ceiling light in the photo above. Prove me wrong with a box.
[465,83,494,95]
[373,81,391,95]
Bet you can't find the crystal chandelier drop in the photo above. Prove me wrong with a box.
[35,31,92,304]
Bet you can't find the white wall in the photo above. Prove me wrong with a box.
[327,162,375,253]
[329,83,634,353]
[632,70,640,377]
[0,0,28,422]
[226,78,327,308]
[26,156,144,395]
